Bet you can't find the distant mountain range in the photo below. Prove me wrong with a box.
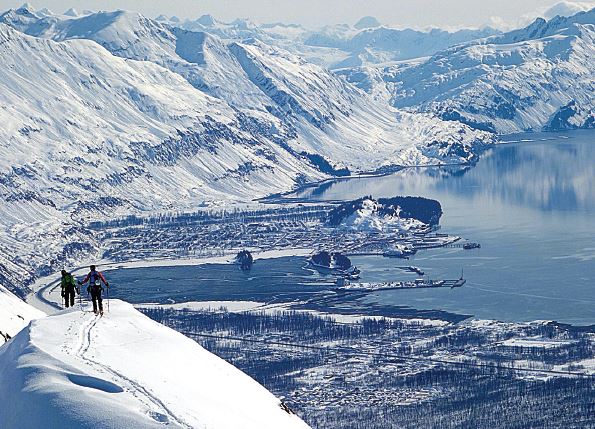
[340,9,595,133]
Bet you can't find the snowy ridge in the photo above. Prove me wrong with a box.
[341,9,595,133]
[304,26,500,69]
[0,300,310,428]
[0,284,44,341]
[30,6,501,70]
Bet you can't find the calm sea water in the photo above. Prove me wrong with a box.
[293,130,595,324]
[109,130,594,324]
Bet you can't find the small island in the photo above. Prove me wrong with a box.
[235,250,254,271]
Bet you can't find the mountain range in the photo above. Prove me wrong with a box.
[340,8,595,133]
[0,4,593,427]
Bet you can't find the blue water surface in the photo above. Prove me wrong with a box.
[294,130,595,324]
[109,130,595,324]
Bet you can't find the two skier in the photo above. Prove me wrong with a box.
[60,265,110,315]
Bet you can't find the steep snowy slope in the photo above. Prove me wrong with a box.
[0,284,44,342]
[0,23,321,293]
[0,8,275,111]
[342,9,595,133]
[0,301,310,428]
[0,6,493,167]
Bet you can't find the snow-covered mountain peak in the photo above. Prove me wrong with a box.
[486,6,595,45]
[37,7,52,16]
[197,14,218,27]
[0,5,39,27]
[59,10,172,48]
[232,17,258,30]
[342,8,595,134]
[18,2,35,12]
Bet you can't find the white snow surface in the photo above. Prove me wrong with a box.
[0,284,44,340]
[0,300,310,429]
[340,198,426,232]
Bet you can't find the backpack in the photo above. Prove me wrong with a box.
[88,271,103,292]
[63,273,76,290]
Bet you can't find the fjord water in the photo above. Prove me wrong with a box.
[294,130,595,324]
[110,131,594,324]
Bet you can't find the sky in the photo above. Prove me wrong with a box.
[1,0,594,28]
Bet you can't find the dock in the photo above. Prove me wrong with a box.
[336,276,466,293]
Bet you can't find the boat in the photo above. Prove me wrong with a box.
[451,269,466,288]
[463,242,481,250]
[408,266,425,276]
[383,249,407,258]
[344,266,361,280]
[451,278,466,288]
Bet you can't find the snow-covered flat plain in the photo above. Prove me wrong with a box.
[0,300,310,429]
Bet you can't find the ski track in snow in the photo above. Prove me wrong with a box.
[72,312,191,428]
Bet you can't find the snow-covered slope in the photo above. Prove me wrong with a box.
[0,300,309,428]
[0,284,44,342]
[342,9,595,133]
[334,198,426,233]
[0,22,318,294]
[304,26,499,69]
[0,6,492,167]
[111,8,499,70]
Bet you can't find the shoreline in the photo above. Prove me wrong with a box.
[28,253,595,329]
[260,129,582,205]
[26,248,313,314]
[26,130,591,323]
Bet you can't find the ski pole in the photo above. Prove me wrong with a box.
[106,285,110,313]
